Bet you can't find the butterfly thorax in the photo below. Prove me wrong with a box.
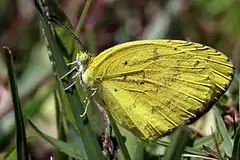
[82,56,103,88]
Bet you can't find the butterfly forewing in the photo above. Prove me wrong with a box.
[83,40,234,140]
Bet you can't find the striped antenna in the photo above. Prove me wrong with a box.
[47,17,88,53]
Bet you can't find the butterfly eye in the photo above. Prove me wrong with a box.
[79,52,90,64]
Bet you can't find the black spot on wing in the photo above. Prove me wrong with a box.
[139,81,144,85]
[123,75,127,80]
[193,60,200,66]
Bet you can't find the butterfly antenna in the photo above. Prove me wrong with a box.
[47,17,88,53]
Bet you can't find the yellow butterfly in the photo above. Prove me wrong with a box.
[68,40,234,140]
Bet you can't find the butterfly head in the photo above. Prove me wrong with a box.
[76,51,90,72]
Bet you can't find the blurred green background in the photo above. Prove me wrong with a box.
[0,0,239,159]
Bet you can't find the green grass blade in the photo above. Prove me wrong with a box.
[54,89,68,160]
[213,106,233,157]
[54,76,78,132]
[33,0,81,58]
[163,127,191,160]
[231,125,240,160]
[4,147,17,160]
[193,132,222,149]
[28,118,86,160]
[34,1,105,159]
[116,126,144,160]
[156,140,206,155]
[75,0,92,36]
[86,28,97,54]
[2,46,29,160]
[108,113,131,160]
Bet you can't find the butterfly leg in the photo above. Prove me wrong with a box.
[72,70,81,79]
[61,54,81,80]
[79,73,86,89]
[63,80,77,90]
[60,66,78,80]
[66,60,78,66]
[80,89,98,117]
[60,67,77,91]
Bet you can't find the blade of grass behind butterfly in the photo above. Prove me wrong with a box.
[75,2,104,135]
[85,27,97,54]
[55,61,103,158]
[75,0,92,36]
[34,0,96,124]
[115,125,144,160]
[55,74,78,133]
[155,140,206,156]
[190,131,225,159]
[52,40,101,159]
[35,0,96,107]
[163,126,192,160]
[193,130,223,151]
[2,46,29,160]
[54,89,68,160]
[237,73,240,114]
[4,137,32,160]
[28,118,86,159]
[213,106,233,157]
[231,125,240,160]
[108,113,131,160]
[55,75,89,158]
[41,23,105,160]
[4,146,17,160]
[35,5,105,160]
[34,0,81,59]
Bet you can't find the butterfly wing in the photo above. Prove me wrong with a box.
[83,40,234,140]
